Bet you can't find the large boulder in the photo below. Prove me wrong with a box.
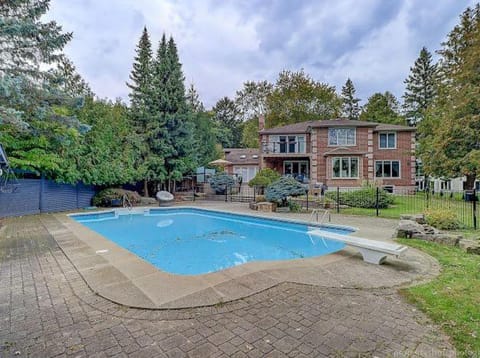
[396,220,426,239]
[459,239,480,255]
[424,233,461,247]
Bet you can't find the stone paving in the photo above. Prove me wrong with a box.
[0,214,456,357]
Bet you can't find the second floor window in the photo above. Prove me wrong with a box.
[328,128,356,146]
[379,132,396,149]
[276,135,305,153]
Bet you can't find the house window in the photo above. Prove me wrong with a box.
[328,128,356,146]
[379,132,396,149]
[332,157,359,178]
[284,160,309,181]
[375,160,400,178]
[277,135,305,153]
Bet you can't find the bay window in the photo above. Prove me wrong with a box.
[332,157,359,178]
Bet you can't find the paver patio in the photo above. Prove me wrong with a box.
[0,204,456,357]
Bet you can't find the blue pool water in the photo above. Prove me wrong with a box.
[71,208,352,275]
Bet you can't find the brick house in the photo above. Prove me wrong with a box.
[223,148,260,183]
[259,118,416,192]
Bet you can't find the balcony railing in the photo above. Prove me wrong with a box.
[261,140,306,154]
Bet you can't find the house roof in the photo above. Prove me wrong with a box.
[259,119,414,134]
[373,123,416,132]
[223,148,260,165]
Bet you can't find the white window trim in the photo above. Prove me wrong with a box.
[328,128,356,147]
[378,132,397,150]
[374,160,402,179]
[331,157,360,179]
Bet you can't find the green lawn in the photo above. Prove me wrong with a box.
[332,194,477,228]
[397,239,480,356]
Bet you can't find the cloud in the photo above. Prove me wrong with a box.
[46,0,476,108]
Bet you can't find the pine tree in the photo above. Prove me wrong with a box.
[186,83,205,113]
[126,27,156,195]
[340,78,361,120]
[402,47,438,126]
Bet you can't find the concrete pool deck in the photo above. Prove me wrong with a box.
[0,202,456,357]
[44,202,439,310]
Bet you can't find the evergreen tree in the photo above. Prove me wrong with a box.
[340,78,361,120]
[418,5,480,189]
[186,83,205,113]
[359,92,405,125]
[126,27,157,195]
[52,57,93,98]
[402,47,438,126]
[163,36,195,189]
[0,0,89,180]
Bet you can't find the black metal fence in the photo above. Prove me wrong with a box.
[177,172,478,230]
[323,187,478,229]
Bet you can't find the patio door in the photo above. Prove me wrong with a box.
[283,160,309,181]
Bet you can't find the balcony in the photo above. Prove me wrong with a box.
[261,140,307,155]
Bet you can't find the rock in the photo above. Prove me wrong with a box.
[396,220,425,238]
[257,202,276,212]
[459,239,480,254]
[249,202,258,211]
[400,214,426,224]
[425,234,461,247]
[139,196,157,205]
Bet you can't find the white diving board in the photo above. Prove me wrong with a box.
[308,229,408,265]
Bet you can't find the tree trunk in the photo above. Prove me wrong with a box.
[143,179,149,197]
[465,173,476,190]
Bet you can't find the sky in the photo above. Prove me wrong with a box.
[46,0,476,109]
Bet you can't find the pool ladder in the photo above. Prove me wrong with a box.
[310,209,330,225]
[122,194,133,211]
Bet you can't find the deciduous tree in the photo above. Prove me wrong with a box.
[265,70,341,128]
[359,92,405,125]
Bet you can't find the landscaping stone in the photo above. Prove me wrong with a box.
[139,196,157,205]
[459,239,480,255]
[249,202,258,211]
[396,220,425,238]
[400,214,426,224]
[424,233,461,247]
[395,219,460,247]
[257,202,276,212]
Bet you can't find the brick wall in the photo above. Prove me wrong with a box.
[372,131,415,188]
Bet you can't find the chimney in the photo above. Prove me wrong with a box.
[258,115,265,130]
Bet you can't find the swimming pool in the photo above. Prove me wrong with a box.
[71,208,352,275]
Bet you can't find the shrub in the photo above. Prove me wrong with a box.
[209,173,235,194]
[255,195,266,203]
[424,209,461,230]
[92,188,141,207]
[265,177,307,206]
[288,200,302,212]
[248,168,281,189]
[325,187,394,209]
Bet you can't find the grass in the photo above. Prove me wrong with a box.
[329,193,478,228]
[397,238,480,356]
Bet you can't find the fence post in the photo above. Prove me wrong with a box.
[336,187,340,213]
[306,189,309,211]
[192,179,195,202]
[473,189,477,230]
[253,186,256,202]
[376,187,379,217]
[225,184,228,202]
